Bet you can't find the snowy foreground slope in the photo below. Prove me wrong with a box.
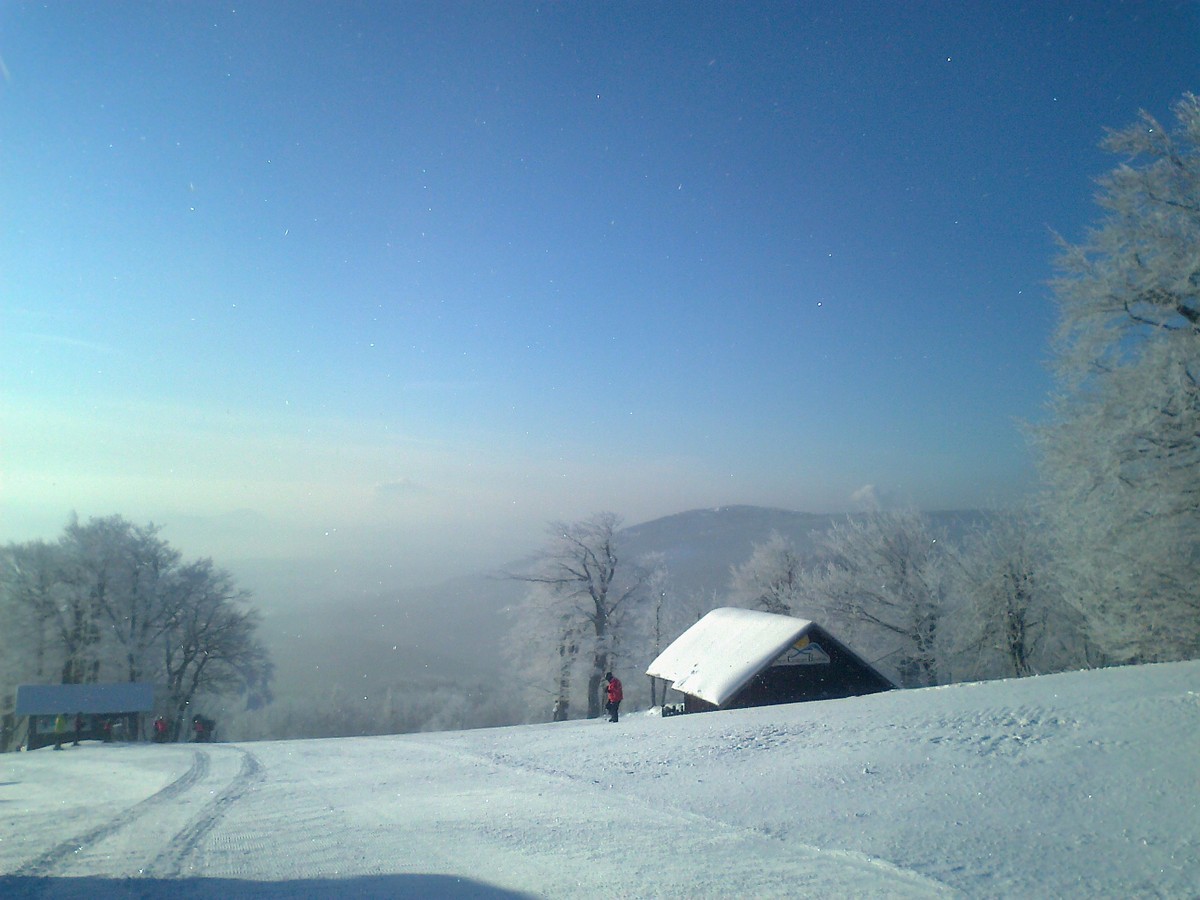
[1,662,1197,899]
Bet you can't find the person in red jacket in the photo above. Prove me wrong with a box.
[604,672,623,723]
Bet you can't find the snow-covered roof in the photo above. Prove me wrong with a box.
[646,607,815,707]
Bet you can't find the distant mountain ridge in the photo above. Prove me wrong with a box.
[617,505,840,596]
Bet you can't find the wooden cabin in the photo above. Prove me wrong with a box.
[647,607,895,713]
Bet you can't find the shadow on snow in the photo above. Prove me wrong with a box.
[0,874,537,899]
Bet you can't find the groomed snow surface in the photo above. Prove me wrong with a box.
[2,661,1197,899]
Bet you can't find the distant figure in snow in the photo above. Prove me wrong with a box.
[604,672,623,723]
[73,712,84,746]
[154,716,168,743]
[53,713,68,750]
[192,715,215,742]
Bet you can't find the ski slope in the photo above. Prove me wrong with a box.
[2,660,1197,898]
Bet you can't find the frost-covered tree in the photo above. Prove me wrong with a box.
[727,531,804,615]
[641,555,672,707]
[0,541,67,689]
[507,513,651,719]
[621,553,702,707]
[507,583,584,721]
[61,516,183,684]
[799,510,947,687]
[945,509,1091,681]
[1034,94,1200,664]
[0,515,272,739]
[161,557,273,738]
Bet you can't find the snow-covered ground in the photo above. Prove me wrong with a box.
[1,661,1197,899]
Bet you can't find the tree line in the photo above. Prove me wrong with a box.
[506,95,1200,720]
[0,515,272,741]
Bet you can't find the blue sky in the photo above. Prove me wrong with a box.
[2,1,1197,585]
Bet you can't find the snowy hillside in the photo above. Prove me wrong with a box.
[3,660,1197,898]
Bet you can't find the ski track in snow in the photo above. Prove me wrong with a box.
[11,744,262,881]
[145,747,263,878]
[11,749,211,877]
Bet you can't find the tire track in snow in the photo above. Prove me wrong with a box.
[12,748,211,877]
